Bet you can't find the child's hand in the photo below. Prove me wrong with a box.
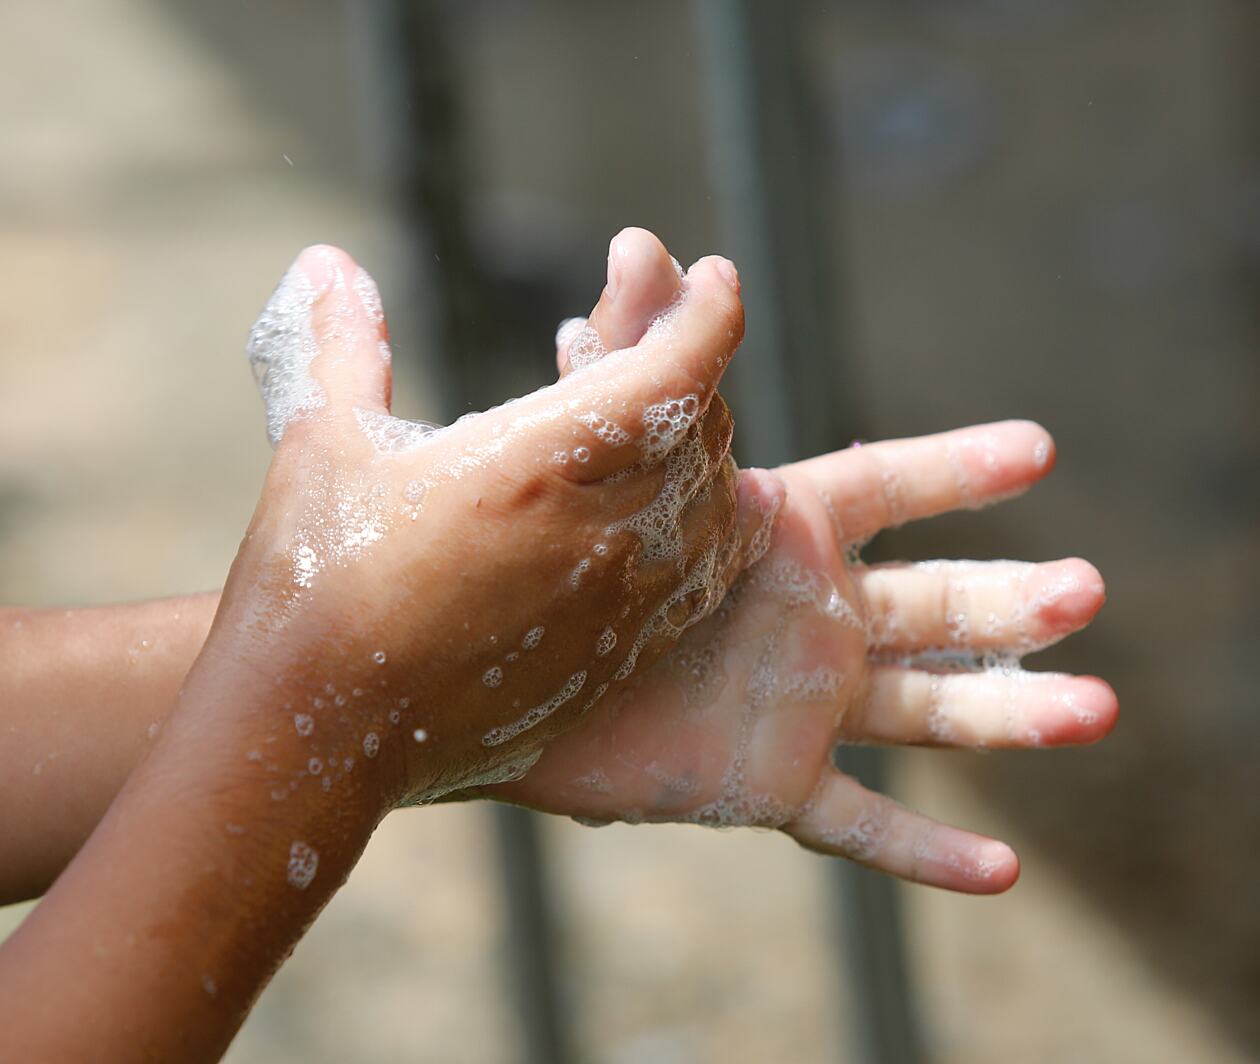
[211,243,754,813]
[481,230,1117,894]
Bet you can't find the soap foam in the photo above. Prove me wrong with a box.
[820,808,889,862]
[247,258,325,447]
[554,316,587,353]
[751,557,865,631]
[482,671,587,747]
[522,626,545,650]
[605,397,707,563]
[286,840,319,889]
[578,410,631,447]
[353,407,441,453]
[566,324,607,369]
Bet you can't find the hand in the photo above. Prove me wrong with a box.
[213,242,758,812]
[483,230,1118,895]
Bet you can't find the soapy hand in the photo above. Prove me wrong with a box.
[482,229,1118,894]
[219,242,761,810]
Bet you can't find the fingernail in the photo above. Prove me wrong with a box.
[716,257,740,292]
[294,244,344,296]
[606,236,623,302]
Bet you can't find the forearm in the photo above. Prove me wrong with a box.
[0,595,218,901]
[0,642,388,1062]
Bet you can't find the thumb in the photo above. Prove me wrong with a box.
[556,254,744,483]
[554,227,684,376]
[247,244,393,448]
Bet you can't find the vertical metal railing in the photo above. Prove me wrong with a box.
[348,2,925,1061]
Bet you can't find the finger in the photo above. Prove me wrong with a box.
[700,465,791,608]
[585,228,685,358]
[554,316,586,374]
[556,255,744,484]
[859,558,1106,653]
[557,228,685,376]
[306,247,393,416]
[791,420,1055,546]
[601,396,734,568]
[785,770,1019,894]
[845,666,1119,748]
[735,466,787,570]
[248,244,393,448]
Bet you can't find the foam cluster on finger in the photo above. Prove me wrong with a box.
[247,258,324,447]
[247,247,392,448]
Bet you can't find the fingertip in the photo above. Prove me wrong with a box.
[948,420,1056,509]
[1031,557,1107,630]
[985,843,1021,894]
[588,253,743,423]
[590,229,684,353]
[1006,419,1056,477]
[610,226,664,266]
[923,833,1021,894]
[303,248,393,416]
[687,253,742,296]
[948,839,1020,895]
[680,255,746,361]
[294,243,356,292]
[1047,675,1119,745]
[615,225,660,244]
[1068,557,1107,600]
[1080,676,1120,738]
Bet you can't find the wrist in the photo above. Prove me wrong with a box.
[164,633,402,833]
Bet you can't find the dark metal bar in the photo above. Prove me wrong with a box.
[344,5,574,1063]
[490,804,574,1064]
[692,3,927,1062]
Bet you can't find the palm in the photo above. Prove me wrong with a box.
[492,422,1116,893]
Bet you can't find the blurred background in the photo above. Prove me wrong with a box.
[1,1,1257,1062]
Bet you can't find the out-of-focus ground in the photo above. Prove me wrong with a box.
[1,2,1256,1062]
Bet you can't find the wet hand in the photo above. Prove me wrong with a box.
[213,243,753,812]
[487,230,1117,895]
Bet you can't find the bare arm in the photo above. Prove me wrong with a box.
[0,596,216,902]
[0,637,386,1061]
